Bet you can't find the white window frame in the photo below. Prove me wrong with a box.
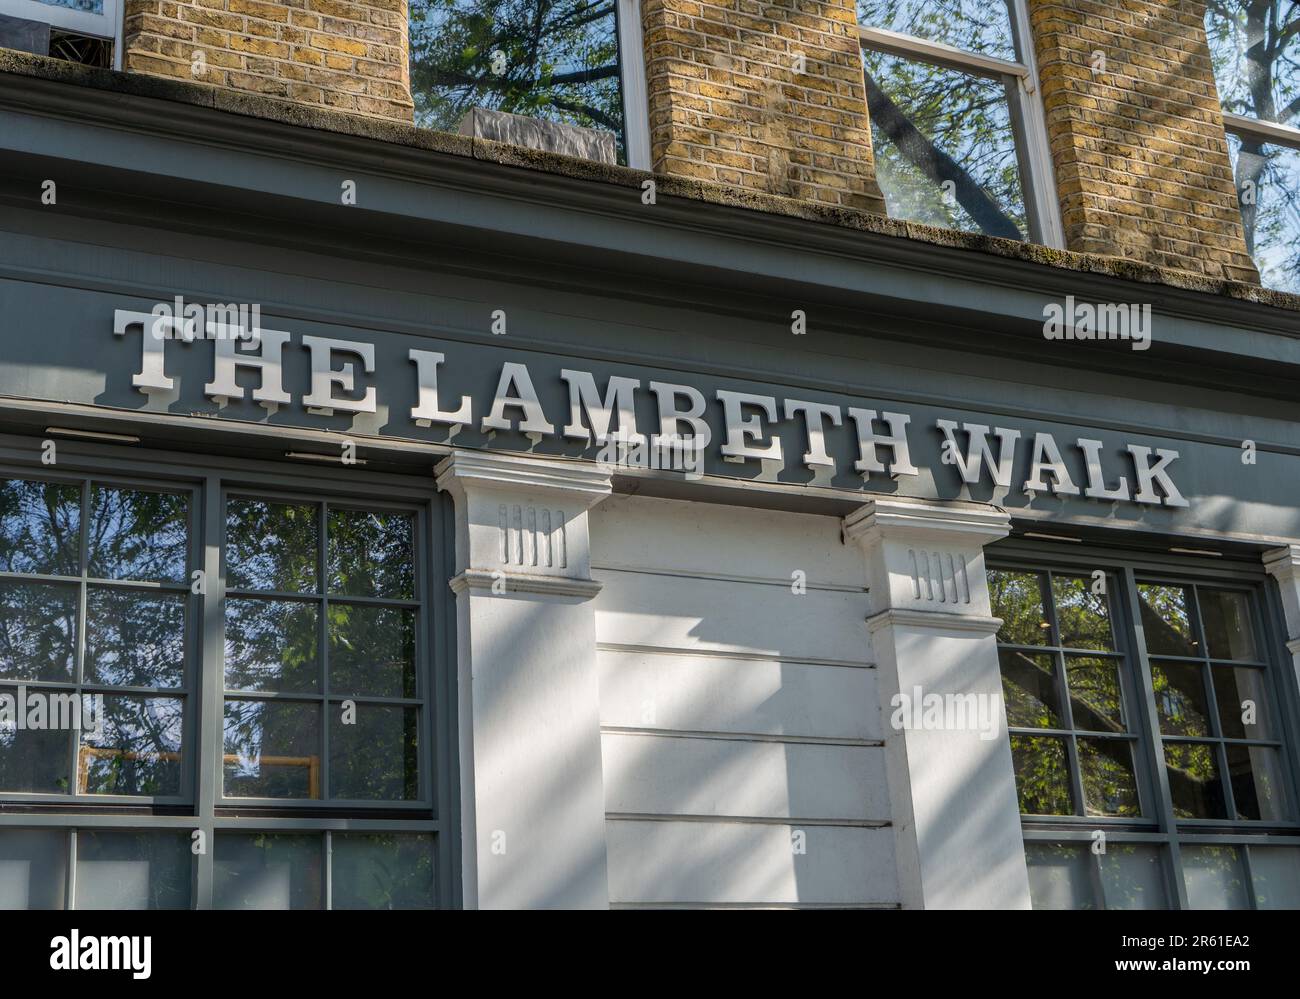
[616,0,651,171]
[0,0,122,68]
[858,0,1063,248]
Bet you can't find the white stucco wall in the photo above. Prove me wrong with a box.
[589,494,900,908]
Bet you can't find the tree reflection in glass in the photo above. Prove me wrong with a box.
[410,0,626,159]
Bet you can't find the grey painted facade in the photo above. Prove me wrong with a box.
[2,64,1300,909]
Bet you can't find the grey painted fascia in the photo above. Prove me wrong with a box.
[3,70,1300,377]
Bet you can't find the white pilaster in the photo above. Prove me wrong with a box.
[1263,545,1300,692]
[436,450,612,909]
[844,497,1030,909]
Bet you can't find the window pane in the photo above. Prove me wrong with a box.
[1225,137,1300,294]
[1250,846,1300,909]
[1205,4,1300,126]
[213,833,322,910]
[223,699,321,799]
[1010,734,1074,815]
[332,833,437,910]
[988,570,1050,645]
[1152,660,1211,737]
[862,50,1027,239]
[0,694,71,793]
[1078,738,1140,817]
[0,478,80,576]
[409,0,628,162]
[1226,743,1290,822]
[1181,844,1250,910]
[84,587,186,688]
[1065,656,1125,732]
[1165,741,1227,819]
[1212,666,1274,740]
[328,604,416,699]
[998,649,1061,728]
[0,829,67,909]
[88,486,188,583]
[1137,584,1198,656]
[0,580,77,681]
[224,598,319,693]
[1052,575,1114,651]
[80,694,184,796]
[329,703,419,800]
[1023,842,1095,910]
[226,499,318,593]
[75,831,191,910]
[1198,588,1257,661]
[858,0,1017,62]
[328,508,415,599]
[1099,844,1168,910]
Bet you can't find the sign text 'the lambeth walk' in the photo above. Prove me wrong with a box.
[111,308,1188,509]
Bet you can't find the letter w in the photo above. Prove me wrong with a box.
[937,420,1022,488]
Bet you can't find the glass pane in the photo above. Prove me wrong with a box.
[331,833,437,910]
[858,0,1017,62]
[225,499,318,593]
[328,508,415,599]
[1205,5,1300,126]
[329,703,419,800]
[1065,656,1125,732]
[223,699,321,799]
[1212,666,1274,740]
[988,570,1050,645]
[1181,845,1250,910]
[1250,846,1300,909]
[0,478,80,576]
[1165,741,1227,819]
[1198,588,1257,660]
[84,587,186,688]
[1078,738,1140,817]
[328,604,416,699]
[38,0,104,11]
[80,695,184,796]
[0,829,67,909]
[224,598,319,693]
[1137,584,1198,656]
[1009,734,1074,815]
[75,831,191,910]
[997,649,1060,728]
[0,580,77,681]
[862,50,1027,239]
[0,705,70,791]
[87,485,188,582]
[409,0,628,163]
[1099,845,1168,910]
[1023,842,1095,910]
[1225,136,1300,294]
[1152,660,1211,737]
[1226,743,1290,821]
[213,833,322,910]
[1052,575,1114,651]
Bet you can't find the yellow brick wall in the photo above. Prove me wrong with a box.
[640,0,886,213]
[1027,0,1258,281]
[123,0,412,120]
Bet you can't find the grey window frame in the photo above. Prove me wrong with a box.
[990,537,1300,910]
[857,0,1064,248]
[0,437,460,909]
